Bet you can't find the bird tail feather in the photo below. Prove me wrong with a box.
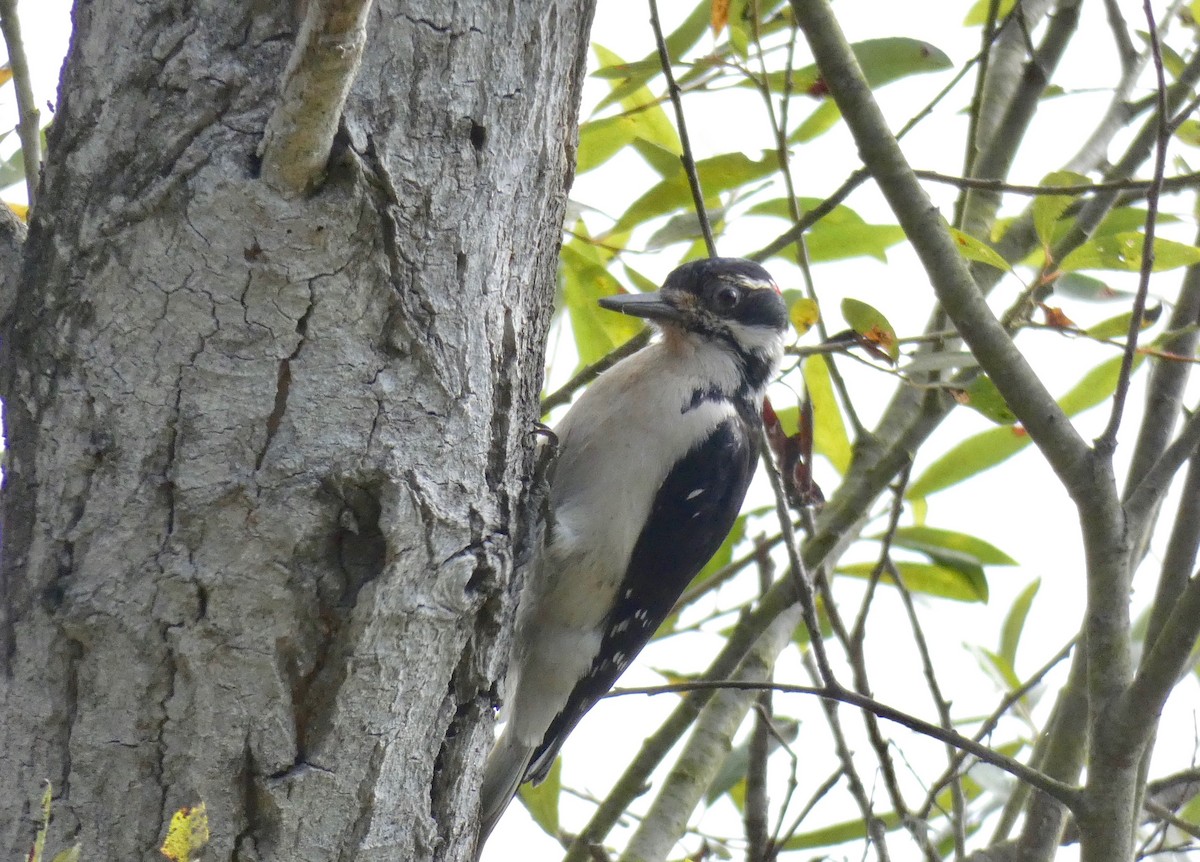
[476,726,536,858]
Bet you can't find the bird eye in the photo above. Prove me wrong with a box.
[713,286,741,311]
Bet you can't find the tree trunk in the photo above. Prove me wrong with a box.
[0,2,594,860]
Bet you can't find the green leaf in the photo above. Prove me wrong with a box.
[788,38,952,93]
[749,197,906,262]
[957,374,1019,425]
[49,847,81,862]
[705,717,800,806]
[589,45,682,177]
[560,243,644,365]
[963,0,1018,25]
[1000,579,1040,668]
[611,151,775,234]
[1058,353,1145,415]
[841,297,899,362]
[518,755,561,836]
[781,38,951,142]
[1084,304,1162,341]
[803,355,852,473]
[885,526,1017,567]
[781,811,904,850]
[1033,171,1090,250]
[646,206,728,250]
[590,2,710,110]
[1176,118,1200,147]
[838,560,989,602]
[947,225,1012,271]
[1060,233,1200,273]
[1054,272,1134,302]
[908,355,1142,497]
[977,646,1022,691]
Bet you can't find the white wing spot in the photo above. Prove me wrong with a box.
[686,488,705,500]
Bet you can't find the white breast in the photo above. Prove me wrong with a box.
[504,335,744,744]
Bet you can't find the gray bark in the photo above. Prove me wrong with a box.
[0,2,594,861]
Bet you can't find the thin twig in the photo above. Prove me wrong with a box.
[920,639,1076,817]
[916,169,1200,196]
[889,556,967,858]
[1096,0,1170,456]
[0,0,40,207]
[608,679,1083,810]
[648,0,716,256]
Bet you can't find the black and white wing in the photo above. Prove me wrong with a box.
[524,414,759,782]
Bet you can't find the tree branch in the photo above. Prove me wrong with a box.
[0,0,40,207]
[258,0,375,197]
[790,0,1094,501]
[608,680,1083,811]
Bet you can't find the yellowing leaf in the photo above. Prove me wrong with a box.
[947,226,1011,271]
[0,65,12,87]
[30,782,52,862]
[841,297,899,362]
[6,201,27,221]
[789,296,819,334]
[161,802,210,862]
[803,355,852,474]
[519,756,562,837]
[963,0,1017,25]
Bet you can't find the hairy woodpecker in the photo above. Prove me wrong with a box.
[477,257,788,849]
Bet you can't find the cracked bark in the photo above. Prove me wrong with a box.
[0,2,595,861]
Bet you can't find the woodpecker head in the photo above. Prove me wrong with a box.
[599,258,788,392]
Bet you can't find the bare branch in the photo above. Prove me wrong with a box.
[0,0,40,207]
[791,0,1095,500]
[259,0,375,197]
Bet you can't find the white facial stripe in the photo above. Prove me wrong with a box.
[726,319,787,354]
[732,276,779,293]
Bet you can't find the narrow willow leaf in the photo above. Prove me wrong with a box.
[560,244,644,365]
[1055,272,1133,302]
[1060,233,1200,273]
[518,755,562,836]
[803,355,852,473]
[590,44,682,177]
[1084,305,1162,341]
[1000,578,1041,668]
[1032,171,1090,251]
[956,375,1019,425]
[591,3,710,110]
[611,151,775,234]
[947,225,1012,271]
[841,297,899,362]
[838,560,989,602]
[1177,118,1200,147]
[908,355,1142,497]
[963,0,1017,25]
[885,526,1018,567]
[749,196,905,262]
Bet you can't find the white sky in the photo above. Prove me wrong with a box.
[6,1,1199,860]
